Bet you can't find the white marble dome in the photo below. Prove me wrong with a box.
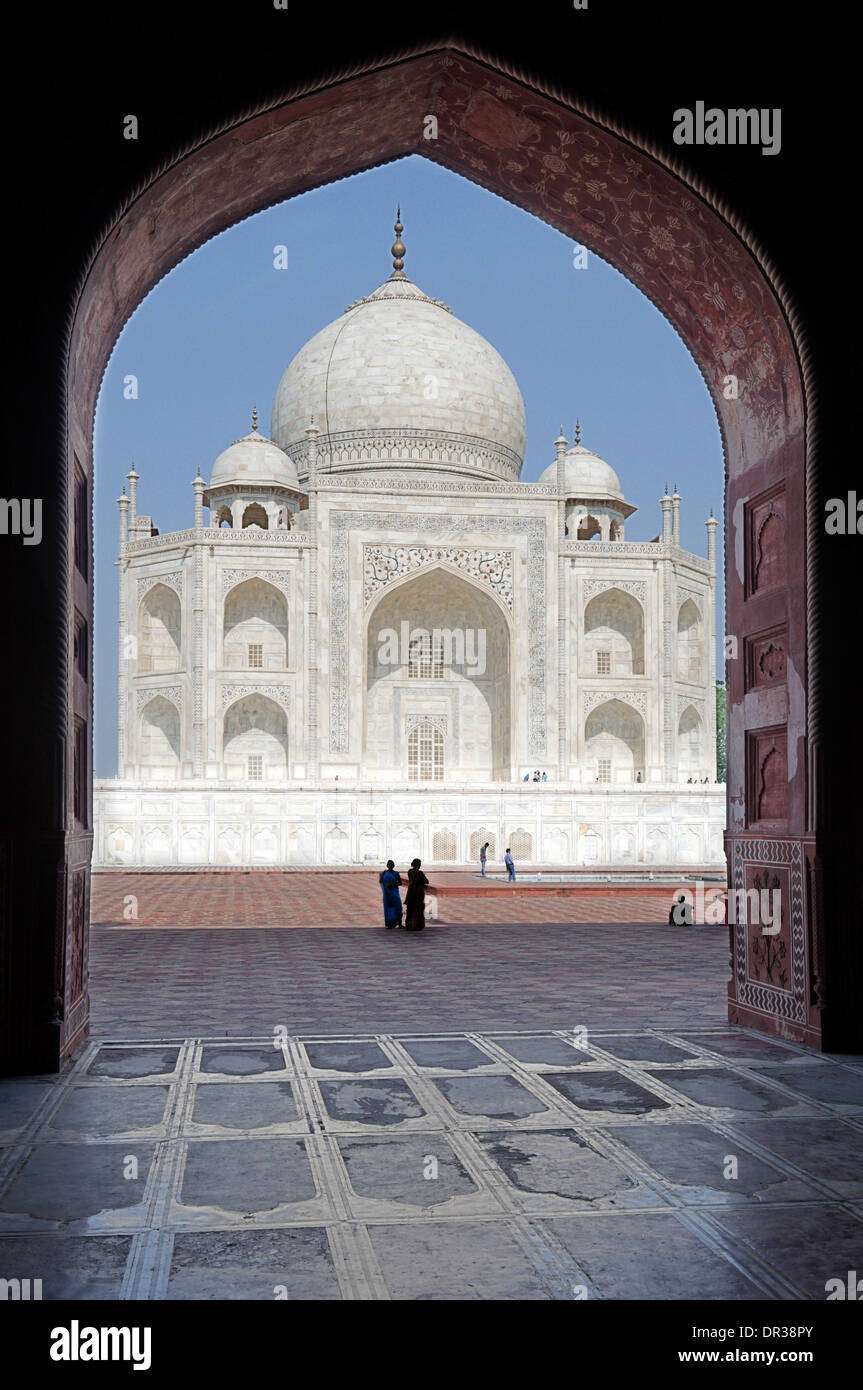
[209,427,299,491]
[538,443,626,502]
[270,273,527,481]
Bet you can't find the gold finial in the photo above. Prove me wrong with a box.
[574,420,581,446]
[252,405,258,433]
[391,206,406,277]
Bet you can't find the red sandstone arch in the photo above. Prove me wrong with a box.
[54,41,820,1063]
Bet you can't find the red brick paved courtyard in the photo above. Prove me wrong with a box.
[87,870,732,1038]
[91,869,705,929]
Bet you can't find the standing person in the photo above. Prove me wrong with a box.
[378,859,403,929]
[404,858,430,930]
[504,847,516,882]
[480,841,489,877]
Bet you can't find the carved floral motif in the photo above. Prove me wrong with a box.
[364,545,513,610]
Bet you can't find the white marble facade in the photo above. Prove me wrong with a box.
[95,220,724,867]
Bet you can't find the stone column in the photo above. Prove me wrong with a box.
[116,490,130,775]
[671,487,681,546]
[305,420,320,779]
[660,492,674,780]
[554,430,568,780]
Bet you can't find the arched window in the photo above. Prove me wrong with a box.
[242,502,268,529]
[216,505,233,528]
[577,514,601,540]
[407,721,444,781]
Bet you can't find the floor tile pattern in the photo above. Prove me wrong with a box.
[2,1028,861,1300]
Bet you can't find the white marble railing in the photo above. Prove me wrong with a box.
[123,528,312,553]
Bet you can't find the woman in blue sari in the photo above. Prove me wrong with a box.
[379,859,404,929]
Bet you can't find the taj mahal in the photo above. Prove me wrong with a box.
[93,215,725,869]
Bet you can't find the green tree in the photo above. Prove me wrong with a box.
[715,680,727,783]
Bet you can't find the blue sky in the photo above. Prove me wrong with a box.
[93,154,725,777]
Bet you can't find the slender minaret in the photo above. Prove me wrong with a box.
[706,509,718,571]
[117,488,130,775]
[554,428,568,780]
[117,486,130,547]
[305,417,320,780]
[671,485,681,546]
[660,485,672,544]
[126,462,139,527]
[192,465,204,531]
[659,486,674,778]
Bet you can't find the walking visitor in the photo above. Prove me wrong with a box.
[504,847,516,881]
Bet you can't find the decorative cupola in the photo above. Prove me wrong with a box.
[538,422,637,540]
[203,408,307,531]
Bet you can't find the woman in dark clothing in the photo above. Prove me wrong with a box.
[403,858,430,931]
[379,859,403,929]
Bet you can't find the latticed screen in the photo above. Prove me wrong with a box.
[248,644,263,668]
[597,759,611,783]
[408,635,444,679]
[596,650,611,674]
[432,829,457,861]
[248,755,263,781]
[408,722,444,781]
[510,828,532,860]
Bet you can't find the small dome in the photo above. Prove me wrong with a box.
[538,443,625,502]
[209,427,299,490]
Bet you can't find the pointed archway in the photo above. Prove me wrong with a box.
[6,39,846,1074]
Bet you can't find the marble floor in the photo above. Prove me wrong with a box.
[2,1025,862,1299]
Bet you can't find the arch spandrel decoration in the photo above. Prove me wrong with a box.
[583,690,647,717]
[677,695,705,719]
[676,589,704,613]
[220,684,291,714]
[583,580,647,605]
[220,569,292,601]
[405,714,448,735]
[364,544,513,611]
[136,572,184,605]
[135,685,184,715]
